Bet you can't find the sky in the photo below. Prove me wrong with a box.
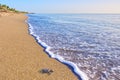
[0,0,120,13]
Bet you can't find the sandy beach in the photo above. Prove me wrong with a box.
[0,14,78,80]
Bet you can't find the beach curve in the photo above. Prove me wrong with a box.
[0,13,78,80]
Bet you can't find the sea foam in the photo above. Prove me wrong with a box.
[26,20,89,80]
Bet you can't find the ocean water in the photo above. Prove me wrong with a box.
[27,14,120,80]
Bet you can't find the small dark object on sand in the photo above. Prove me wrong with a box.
[40,69,54,75]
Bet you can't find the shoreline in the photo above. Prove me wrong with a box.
[27,20,88,80]
[0,13,78,80]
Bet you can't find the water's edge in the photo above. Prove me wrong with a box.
[25,15,89,80]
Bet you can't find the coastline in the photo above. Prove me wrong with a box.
[0,13,78,80]
[27,16,88,80]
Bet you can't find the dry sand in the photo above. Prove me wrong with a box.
[0,13,78,80]
[0,12,13,17]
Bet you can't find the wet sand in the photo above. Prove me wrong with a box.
[0,13,78,80]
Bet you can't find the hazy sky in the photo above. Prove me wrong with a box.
[0,0,120,13]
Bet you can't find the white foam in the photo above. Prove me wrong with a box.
[26,18,89,80]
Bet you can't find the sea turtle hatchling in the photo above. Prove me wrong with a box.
[40,69,54,75]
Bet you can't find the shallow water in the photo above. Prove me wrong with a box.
[27,14,120,80]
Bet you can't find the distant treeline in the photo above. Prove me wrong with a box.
[0,4,28,13]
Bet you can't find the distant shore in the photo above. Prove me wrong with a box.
[0,13,78,80]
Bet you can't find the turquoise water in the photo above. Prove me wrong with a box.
[27,14,120,80]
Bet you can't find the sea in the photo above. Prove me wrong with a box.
[27,14,120,80]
